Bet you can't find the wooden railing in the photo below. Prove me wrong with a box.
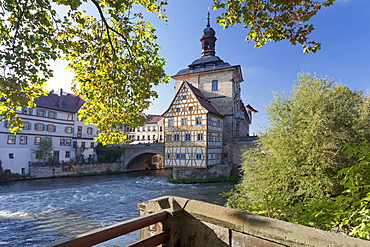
[43,211,169,247]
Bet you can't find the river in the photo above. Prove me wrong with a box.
[0,170,236,247]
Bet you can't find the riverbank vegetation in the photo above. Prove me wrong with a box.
[225,73,370,239]
[169,173,237,184]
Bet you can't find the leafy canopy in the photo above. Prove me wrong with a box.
[213,0,336,53]
[0,0,335,144]
[225,73,370,236]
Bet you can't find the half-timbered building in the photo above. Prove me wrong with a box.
[163,81,224,168]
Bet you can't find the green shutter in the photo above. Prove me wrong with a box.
[53,125,56,132]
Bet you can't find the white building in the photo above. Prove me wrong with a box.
[123,114,164,144]
[0,90,97,175]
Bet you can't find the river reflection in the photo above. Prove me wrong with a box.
[0,170,235,247]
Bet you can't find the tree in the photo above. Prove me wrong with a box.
[213,0,335,53]
[95,143,124,163]
[0,0,335,144]
[33,137,54,164]
[225,73,370,232]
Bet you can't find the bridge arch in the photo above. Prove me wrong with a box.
[122,143,164,171]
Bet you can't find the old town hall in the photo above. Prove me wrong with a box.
[163,14,257,178]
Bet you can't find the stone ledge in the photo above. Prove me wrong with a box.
[139,196,370,247]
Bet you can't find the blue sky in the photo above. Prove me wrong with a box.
[47,0,370,135]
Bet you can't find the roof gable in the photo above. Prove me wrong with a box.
[163,81,223,117]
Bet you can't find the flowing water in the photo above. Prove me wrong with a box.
[0,170,236,247]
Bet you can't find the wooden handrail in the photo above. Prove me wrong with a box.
[43,211,168,247]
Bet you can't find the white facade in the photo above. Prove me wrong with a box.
[0,91,97,174]
[124,115,164,144]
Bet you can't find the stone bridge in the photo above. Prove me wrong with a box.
[122,143,164,171]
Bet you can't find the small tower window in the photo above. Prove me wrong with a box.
[212,80,218,91]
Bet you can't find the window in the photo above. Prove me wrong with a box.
[49,111,56,118]
[196,154,202,159]
[217,134,221,141]
[35,137,41,145]
[126,127,130,132]
[36,123,44,131]
[175,108,180,112]
[181,118,187,126]
[147,126,151,131]
[168,119,174,127]
[142,127,145,131]
[180,154,185,159]
[60,139,66,146]
[160,126,163,131]
[166,135,172,142]
[47,124,55,132]
[67,114,73,120]
[167,153,170,159]
[218,120,221,127]
[197,134,203,141]
[20,136,27,145]
[87,127,93,135]
[8,153,14,159]
[189,106,193,111]
[196,118,202,125]
[147,135,150,140]
[90,142,94,148]
[45,137,52,142]
[224,153,228,157]
[185,134,191,141]
[37,109,45,116]
[182,95,187,99]
[65,126,73,134]
[73,141,77,148]
[23,122,31,130]
[65,151,70,158]
[81,142,86,148]
[21,168,25,175]
[66,139,71,146]
[7,135,16,144]
[212,80,218,91]
[174,134,180,141]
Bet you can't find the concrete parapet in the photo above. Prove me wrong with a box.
[138,196,370,247]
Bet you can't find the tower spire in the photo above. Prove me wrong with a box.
[201,12,217,57]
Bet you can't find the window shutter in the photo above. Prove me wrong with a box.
[4,120,8,128]
[34,123,37,130]
[72,128,74,133]
[36,109,39,115]
[29,109,33,115]
[47,111,50,117]
[42,124,45,131]
[28,123,31,130]
[54,112,57,118]
[53,125,56,132]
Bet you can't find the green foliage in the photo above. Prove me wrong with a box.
[0,0,169,144]
[213,0,336,53]
[32,137,54,164]
[95,143,125,163]
[226,73,370,236]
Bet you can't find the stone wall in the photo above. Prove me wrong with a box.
[172,164,232,180]
[138,196,370,247]
[29,162,125,179]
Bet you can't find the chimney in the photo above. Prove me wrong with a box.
[58,88,63,108]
